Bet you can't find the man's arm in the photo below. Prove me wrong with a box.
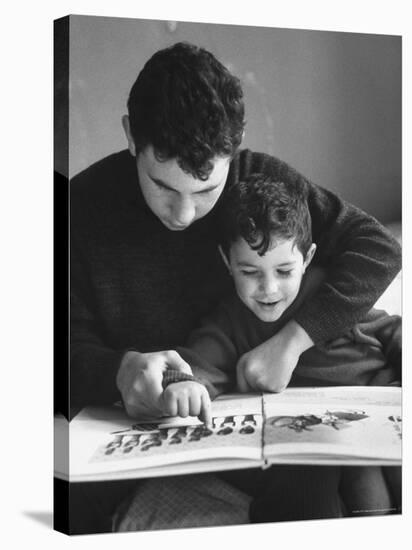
[234,150,402,341]
[70,246,126,409]
[70,238,192,417]
[296,185,401,343]
[356,309,402,386]
[234,150,402,390]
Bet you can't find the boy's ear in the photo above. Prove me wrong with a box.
[303,243,317,270]
[122,115,136,157]
[218,245,232,274]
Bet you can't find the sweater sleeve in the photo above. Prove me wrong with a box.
[176,302,238,400]
[351,308,402,384]
[375,314,402,372]
[270,156,402,344]
[229,151,402,344]
[70,223,125,409]
[297,184,401,343]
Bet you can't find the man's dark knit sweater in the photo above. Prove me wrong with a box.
[70,149,401,408]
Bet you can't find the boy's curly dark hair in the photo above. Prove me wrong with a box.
[127,42,245,180]
[220,174,312,257]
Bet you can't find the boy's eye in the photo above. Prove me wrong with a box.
[241,270,258,277]
[277,269,292,277]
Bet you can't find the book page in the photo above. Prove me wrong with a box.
[263,386,401,407]
[262,387,401,465]
[60,394,263,481]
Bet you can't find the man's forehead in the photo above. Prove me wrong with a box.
[140,146,230,190]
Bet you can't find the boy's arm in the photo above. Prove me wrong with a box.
[176,302,239,400]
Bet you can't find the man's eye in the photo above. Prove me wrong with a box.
[156,183,170,192]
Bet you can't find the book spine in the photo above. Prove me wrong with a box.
[260,392,270,469]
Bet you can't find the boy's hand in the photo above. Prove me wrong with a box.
[162,381,212,427]
[236,320,314,393]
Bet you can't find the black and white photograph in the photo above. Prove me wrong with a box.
[0,0,410,550]
[53,12,404,537]
[4,2,409,549]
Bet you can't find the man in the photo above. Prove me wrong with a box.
[69,42,401,532]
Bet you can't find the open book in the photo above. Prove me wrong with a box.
[54,386,401,483]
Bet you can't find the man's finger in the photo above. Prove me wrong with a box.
[140,360,168,409]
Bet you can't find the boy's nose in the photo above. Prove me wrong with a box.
[261,275,279,295]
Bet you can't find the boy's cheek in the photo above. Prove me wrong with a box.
[234,278,254,301]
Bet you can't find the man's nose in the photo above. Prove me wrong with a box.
[172,197,196,226]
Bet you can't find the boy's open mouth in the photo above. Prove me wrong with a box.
[257,300,280,307]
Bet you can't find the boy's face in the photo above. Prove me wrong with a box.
[227,237,315,322]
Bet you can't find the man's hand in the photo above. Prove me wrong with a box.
[116,350,193,419]
[236,320,314,393]
[162,381,212,428]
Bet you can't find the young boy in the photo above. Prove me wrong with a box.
[161,173,401,520]
[162,173,400,414]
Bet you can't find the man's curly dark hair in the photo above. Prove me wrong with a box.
[220,174,312,257]
[127,42,245,180]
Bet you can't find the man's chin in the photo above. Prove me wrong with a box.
[162,220,189,231]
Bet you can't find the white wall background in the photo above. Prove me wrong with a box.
[66,15,401,223]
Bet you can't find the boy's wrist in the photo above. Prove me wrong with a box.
[162,370,202,389]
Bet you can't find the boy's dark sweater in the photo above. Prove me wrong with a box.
[70,149,401,408]
[177,289,401,399]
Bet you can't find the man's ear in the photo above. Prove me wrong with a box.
[218,245,232,274]
[122,115,136,157]
[303,243,317,270]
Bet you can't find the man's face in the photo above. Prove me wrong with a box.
[136,146,230,230]
[228,237,314,322]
